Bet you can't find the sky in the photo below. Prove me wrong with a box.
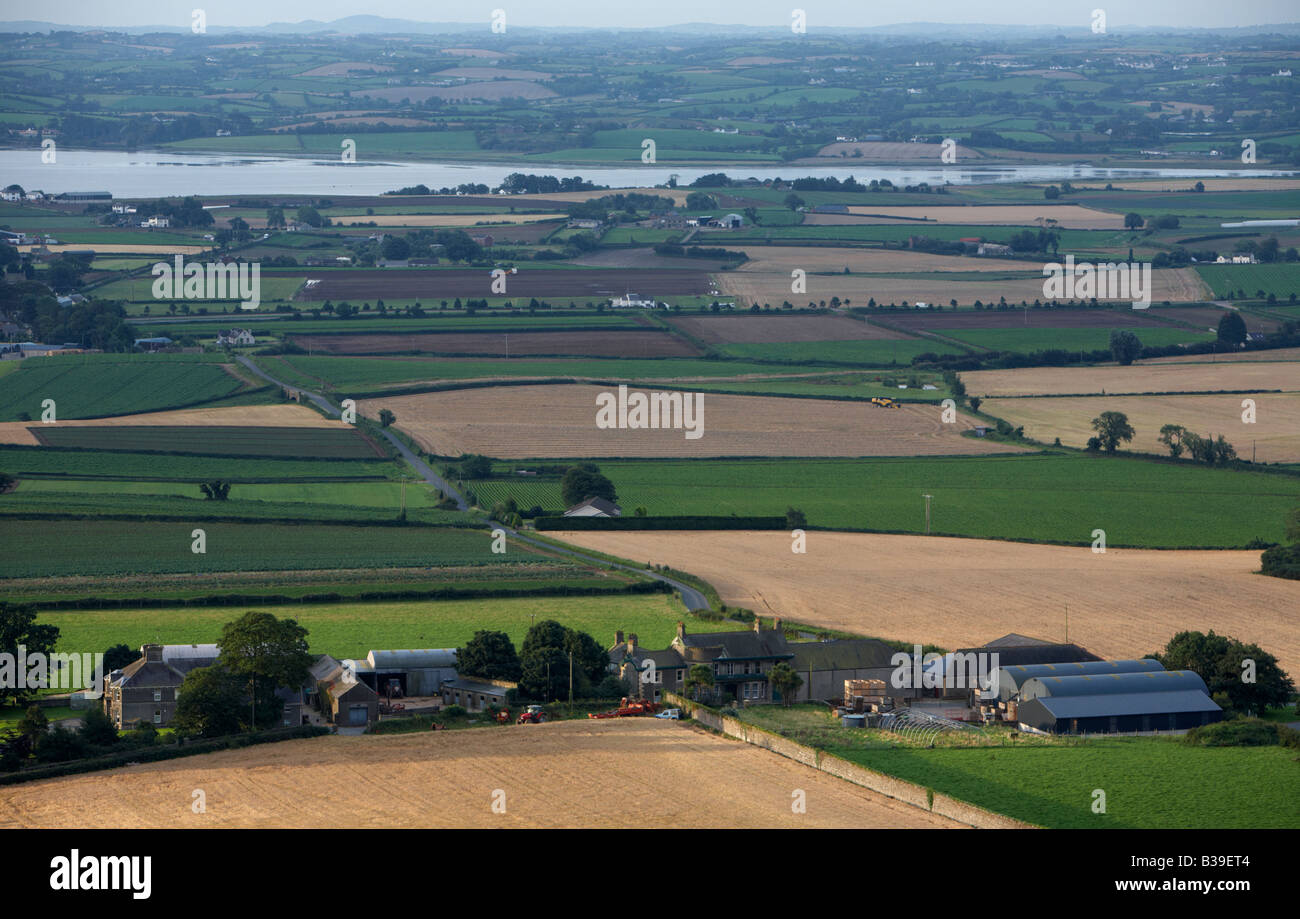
[10,0,1300,30]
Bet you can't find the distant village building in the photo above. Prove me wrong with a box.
[610,293,657,309]
[216,328,256,346]
[563,497,622,517]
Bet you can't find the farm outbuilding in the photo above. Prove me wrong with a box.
[991,658,1166,702]
[1015,670,1221,734]
[347,649,458,698]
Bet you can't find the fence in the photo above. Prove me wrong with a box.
[664,693,1034,829]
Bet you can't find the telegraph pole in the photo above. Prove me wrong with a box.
[922,494,933,535]
[568,651,574,714]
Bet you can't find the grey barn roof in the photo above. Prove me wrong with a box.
[1020,689,1221,721]
[995,659,1165,700]
[789,639,897,672]
[959,642,1102,666]
[1020,670,1209,701]
[366,649,457,670]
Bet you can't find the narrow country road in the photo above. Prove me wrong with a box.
[236,356,708,611]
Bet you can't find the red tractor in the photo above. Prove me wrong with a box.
[588,697,662,719]
[516,705,549,724]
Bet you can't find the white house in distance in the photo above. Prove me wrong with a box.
[563,497,622,518]
[611,293,658,309]
[216,329,256,346]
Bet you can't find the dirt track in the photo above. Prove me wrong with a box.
[552,530,1300,677]
[0,720,958,829]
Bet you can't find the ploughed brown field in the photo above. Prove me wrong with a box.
[982,392,1300,463]
[668,314,913,344]
[552,531,1300,678]
[1147,306,1281,333]
[719,269,1208,308]
[288,329,698,357]
[1146,347,1300,363]
[359,384,1026,458]
[0,720,957,829]
[289,268,715,301]
[962,361,1300,397]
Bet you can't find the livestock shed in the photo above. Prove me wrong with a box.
[1016,670,1222,734]
[348,649,458,698]
[991,658,1166,702]
[788,638,899,703]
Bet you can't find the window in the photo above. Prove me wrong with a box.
[153,711,162,724]
[153,691,162,702]
[743,682,763,700]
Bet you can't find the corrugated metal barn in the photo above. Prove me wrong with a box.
[1016,670,1222,734]
[992,658,1166,702]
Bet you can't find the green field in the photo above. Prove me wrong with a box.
[0,358,248,421]
[941,326,1215,353]
[468,453,1300,547]
[1195,263,1300,300]
[833,740,1300,829]
[31,425,384,459]
[13,477,442,509]
[38,593,714,660]
[0,519,518,578]
[719,339,964,364]
[0,445,396,481]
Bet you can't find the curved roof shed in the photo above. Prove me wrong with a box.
[994,659,1165,701]
[1019,670,1208,702]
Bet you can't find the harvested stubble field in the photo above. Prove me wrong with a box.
[668,314,913,344]
[291,268,714,301]
[962,361,1300,397]
[733,246,1049,274]
[289,330,698,358]
[328,213,565,227]
[1146,347,1300,363]
[0,721,958,829]
[552,531,1300,678]
[718,269,1207,308]
[835,204,1125,228]
[982,392,1300,463]
[0,404,341,447]
[360,384,1023,458]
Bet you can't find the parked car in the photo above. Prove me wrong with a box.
[655,708,682,720]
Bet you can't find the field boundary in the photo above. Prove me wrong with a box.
[665,693,1035,829]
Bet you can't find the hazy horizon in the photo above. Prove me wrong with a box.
[10,0,1300,31]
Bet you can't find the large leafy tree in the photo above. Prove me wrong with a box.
[1217,310,1248,346]
[457,630,521,681]
[172,665,248,738]
[560,463,617,507]
[518,620,605,699]
[1090,411,1135,453]
[217,612,313,730]
[1150,630,1294,716]
[1108,328,1143,365]
[0,602,60,707]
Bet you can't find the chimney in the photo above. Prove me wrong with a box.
[675,621,685,642]
[628,633,638,655]
[143,644,163,662]
[753,618,762,634]
[773,617,783,633]
[615,630,624,647]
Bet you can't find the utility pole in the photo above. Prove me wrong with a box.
[568,651,574,714]
[1065,603,1069,643]
[922,494,933,535]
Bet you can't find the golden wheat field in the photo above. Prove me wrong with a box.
[981,392,1300,463]
[0,403,345,446]
[733,246,1049,274]
[0,720,957,829]
[359,384,1026,458]
[962,361,1300,397]
[553,530,1300,677]
[837,204,1125,228]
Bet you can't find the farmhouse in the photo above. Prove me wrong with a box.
[563,497,622,517]
[608,631,687,702]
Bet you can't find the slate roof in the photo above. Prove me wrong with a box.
[788,639,897,671]
[958,641,1101,666]
[677,629,792,661]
